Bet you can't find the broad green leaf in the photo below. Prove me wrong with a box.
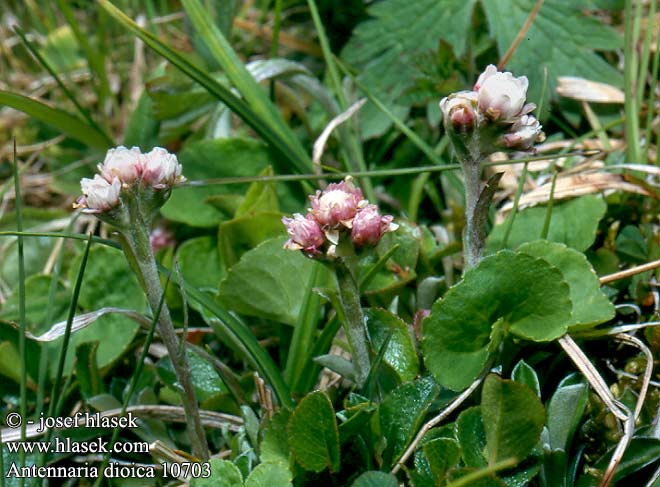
[481,375,545,465]
[546,374,588,452]
[379,376,440,467]
[423,438,461,483]
[0,274,68,332]
[59,245,145,375]
[456,406,487,468]
[161,138,276,227]
[615,225,648,263]
[481,0,622,116]
[288,391,340,473]
[511,360,541,397]
[218,237,324,326]
[341,0,477,137]
[0,90,111,149]
[176,236,225,313]
[365,308,419,382]
[423,251,572,390]
[244,462,292,487]
[235,166,279,217]
[190,458,243,487]
[260,408,291,464]
[123,92,159,148]
[518,241,614,330]
[488,196,607,252]
[352,471,399,487]
[157,348,227,402]
[218,213,286,267]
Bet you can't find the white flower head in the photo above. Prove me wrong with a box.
[475,65,530,121]
[439,90,479,130]
[502,115,546,150]
[76,175,121,213]
[141,147,185,188]
[98,146,143,185]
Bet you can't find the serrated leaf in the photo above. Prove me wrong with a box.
[518,241,614,330]
[488,196,607,252]
[481,0,622,116]
[341,0,477,137]
[352,471,399,487]
[422,251,572,391]
[218,237,325,326]
[379,376,440,467]
[365,308,419,382]
[482,375,545,465]
[288,391,340,473]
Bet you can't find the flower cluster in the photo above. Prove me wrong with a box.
[75,146,185,214]
[439,65,545,151]
[282,177,398,257]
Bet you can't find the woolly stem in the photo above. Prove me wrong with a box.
[461,156,484,269]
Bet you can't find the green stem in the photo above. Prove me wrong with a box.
[120,201,209,461]
[334,257,370,387]
[461,157,483,270]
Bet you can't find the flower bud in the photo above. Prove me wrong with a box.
[439,91,479,131]
[98,146,143,184]
[141,147,186,188]
[76,175,121,213]
[350,205,399,246]
[309,177,366,228]
[501,115,545,150]
[282,213,325,254]
[475,65,529,121]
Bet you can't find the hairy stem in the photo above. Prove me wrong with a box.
[121,201,209,461]
[335,257,370,387]
[461,157,483,269]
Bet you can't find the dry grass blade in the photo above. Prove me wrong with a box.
[557,77,625,104]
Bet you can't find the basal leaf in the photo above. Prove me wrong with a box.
[190,459,243,487]
[288,391,340,473]
[341,0,477,137]
[481,0,622,115]
[379,376,440,467]
[352,471,399,487]
[546,374,588,452]
[423,251,572,390]
[518,241,614,330]
[456,406,487,468]
[488,195,607,252]
[218,237,325,326]
[244,461,292,487]
[481,375,545,465]
[364,308,419,382]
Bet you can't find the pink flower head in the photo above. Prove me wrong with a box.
[475,65,530,121]
[282,213,325,254]
[350,205,399,247]
[75,175,121,213]
[98,146,143,184]
[439,90,479,130]
[141,147,186,188]
[309,177,366,228]
[501,115,545,150]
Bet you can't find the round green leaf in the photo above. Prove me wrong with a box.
[351,471,399,487]
[423,251,572,390]
[481,375,545,465]
[487,195,607,252]
[244,461,292,487]
[365,308,419,381]
[190,459,243,487]
[456,406,487,468]
[218,237,325,326]
[288,391,340,473]
[518,240,614,330]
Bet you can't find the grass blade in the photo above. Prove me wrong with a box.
[182,0,311,169]
[0,91,111,150]
[99,0,311,174]
[12,140,27,486]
